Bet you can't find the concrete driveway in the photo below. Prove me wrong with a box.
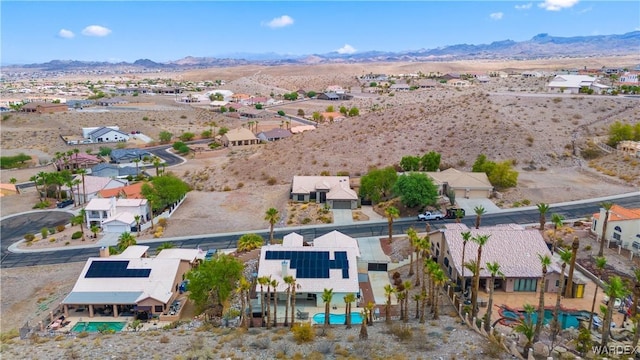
[455,198,501,215]
[331,209,354,225]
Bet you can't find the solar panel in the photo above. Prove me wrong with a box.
[265,251,349,279]
[85,260,151,278]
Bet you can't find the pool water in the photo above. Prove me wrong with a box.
[501,309,581,329]
[71,321,127,333]
[313,312,363,325]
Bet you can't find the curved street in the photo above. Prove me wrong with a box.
[1,192,638,268]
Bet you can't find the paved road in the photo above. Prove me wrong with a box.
[1,193,638,268]
[0,211,73,261]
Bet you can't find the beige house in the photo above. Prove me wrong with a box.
[426,168,493,199]
[618,141,640,158]
[291,176,358,209]
[220,128,258,147]
[437,223,558,293]
[592,204,640,250]
[62,246,203,319]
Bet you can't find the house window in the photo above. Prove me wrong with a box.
[592,220,597,231]
[614,226,622,241]
[297,195,305,202]
[514,278,537,292]
[154,305,163,313]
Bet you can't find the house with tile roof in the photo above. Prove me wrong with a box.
[257,128,292,142]
[255,231,360,308]
[438,223,556,293]
[291,176,358,209]
[220,127,258,147]
[98,182,146,199]
[0,183,18,197]
[21,102,68,113]
[425,168,493,199]
[61,245,202,319]
[592,204,640,250]
[55,153,103,171]
[63,176,128,204]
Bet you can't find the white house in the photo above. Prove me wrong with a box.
[546,75,609,94]
[85,197,150,233]
[87,127,130,143]
[619,72,639,84]
[592,205,640,251]
[255,231,360,308]
[64,176,128,204]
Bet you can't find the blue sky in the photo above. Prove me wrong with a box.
[1,1,638,64]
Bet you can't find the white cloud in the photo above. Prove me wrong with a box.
[538,0,579,11]
[81,25,112,37]
[336,44,356,54]
[490,12,504,20]
[263,15,294,29]
[58,29,75,38]
[515,3,532,10]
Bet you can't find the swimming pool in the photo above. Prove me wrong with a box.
[71,321,127,333]
[500,308,581,330]
[312,312,363,325]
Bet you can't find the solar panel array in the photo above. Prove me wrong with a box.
[265,251,349,279]
[85,260,151,278]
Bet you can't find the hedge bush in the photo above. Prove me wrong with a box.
[71,231,83,240]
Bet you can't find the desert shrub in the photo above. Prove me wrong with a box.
[301,218,312,224]
[336,171,350,176]
[236,182,244,189]
[179,132,195,141]
[41,228,49,238]
[581,147,603,160]
[208,142,220,149]
[24,233,35,242]
[251,337,271,350]
[157,218,168,228]
[71,231,83,239]
[142,116,149,121]
[292,323,315,343]
[56,225,66,232]
[49,227,56,234]
[521,199,531,205]
[33,201,50,209]
[159,335,170,343]
[223,186,232,191]
[65,241,70,245]
[0,153,32,169]
[389,324,413,341]
[49,238,56,243]
[267,177,277,185]
[76,331,89,338]
[0,329,19,342]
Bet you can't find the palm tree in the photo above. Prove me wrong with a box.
[407,227,418,277]
[631,269,640,348]
[396,291,405,321]
[132,158,141,176]
[264,207,279,245]
[460,231,472,297]
[72,148,80,170]
[432,268,447,320]
[257,276,269,327]
[412,294,421,320]
[403,280,412,322]
[265,277,272,329]
[322,288,334,328]
[237,277,251,329]
[414,235,430,287]
[77,169,87,204]
[484,262,504,332]
[152,157,162,177]
[384,284,395,324]
[601,276,628,347]
[385,206,400,242]
[565,236,580,298]
[455,209,465,223]
[117,232,136,252]
[344,293,356,329]
[534,254,551,342]
[588,257,607,331]
[155,242,175,254]
[515,304,536,357]
[471,234,491,319]
[134,215,141,233]
[271,279,279,327]
[536,203,550,231]
[90,224,100,239]
[550,213,565,253]
[551,250,573,338]
[29,175,42,201]
[283,275,294,327]
[597,202,614,257]
[289,277,300,328]
[71,179,81,206]
[473,205,485,229]
[427,259,440,309]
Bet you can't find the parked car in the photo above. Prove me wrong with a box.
[417,211,444,221]
[204,249,217,261]
[445,208,466,219]
[56,199,74,208]
[602,295,622,309]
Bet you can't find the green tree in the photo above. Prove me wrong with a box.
[551,213,565,253]
[385,206,399,242]
[218,127,229,136]
[399,155,420,171]
[488,160,518,189]
[534,254,551,342]
[141,174,190,214]
[607,120,640,147]
[339,106,348,115]
[264,207,279,245]
[237,233,264,252]
[297,109,305,117]
[306,91,317,98]
[325,105,335,113]
[420,151,441,171]
[255,104,263,110]
[155,242,175,253]
[392,172,438,208]
[90,225,100,239]
[551,250,572,342]
[358,166,398,204]
[483,262,504,331]
[277,110,285,116]
[601,276,628,347]
[384,284,396,324]
[312,111,322,122]
[200,130,212,139]
[344,293,356,329]
[588,257,607,331]
[597,202,613,257]
[471,234,491,319]
[322,288,334,328]
[159,131,173,143]
[536,203,550,231]
[179,132,195,141]
[460,231,472,297]
[117,232,136,252]
[473,205,485,229]
[472,154,495,173]
[514,304,536,357]
[186,253,244,312]
[348,107,359,117]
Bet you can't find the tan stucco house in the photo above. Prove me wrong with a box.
[221,128,258,147]
[426,168,493,199]
[291,176,358,209]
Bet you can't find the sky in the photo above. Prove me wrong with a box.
[1,0,639,65]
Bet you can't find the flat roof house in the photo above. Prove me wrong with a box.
[255,231,360,308]
[291,176,358,209]
[592,205,640,251]
[61,246,203,319]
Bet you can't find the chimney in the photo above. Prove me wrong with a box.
[282,260,288,277]
[99,246,109,258]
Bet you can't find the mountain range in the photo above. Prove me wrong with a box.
[4,31,639,72]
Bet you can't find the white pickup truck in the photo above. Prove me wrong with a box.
[417,211,444,221]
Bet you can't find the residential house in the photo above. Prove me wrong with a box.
[522,71,543,78]
[96,98,128,107]
[64,176,128,204]
[154,87,183,94]
[389,83,410,91]
[618,141,640,158]
[291,176,358,209]
[90,163,140,179]
[320,111,346,122]
[220,128,259,147]
[425,168,493,199]
[440,73,460,81]
[55,153,103,171]
[317,92,340,101]
[84,197,150,233]
[110,149,152,164]
[238,107,268,119]
[255,231,360,308]
[66,99,94,109]
[619,72,639,84]
[87,127,130,143]
[257,128,292,142]
[0,183,18,197]
[209,100,228,110]
[98,182,146,199]
[361,73,388,82]
[417,79,438,88]
[290,125,316,134]
[438,223,559,293]
[116,87,152,95]
[241,96,268,106]
[61,245,202,319]
[21,102,68,113]
[231,93,251,103]
[592,205,640,250]
[546,75,609,94]
[447,79,471,87]
[205,89,234,102]
[325,85,345,94]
